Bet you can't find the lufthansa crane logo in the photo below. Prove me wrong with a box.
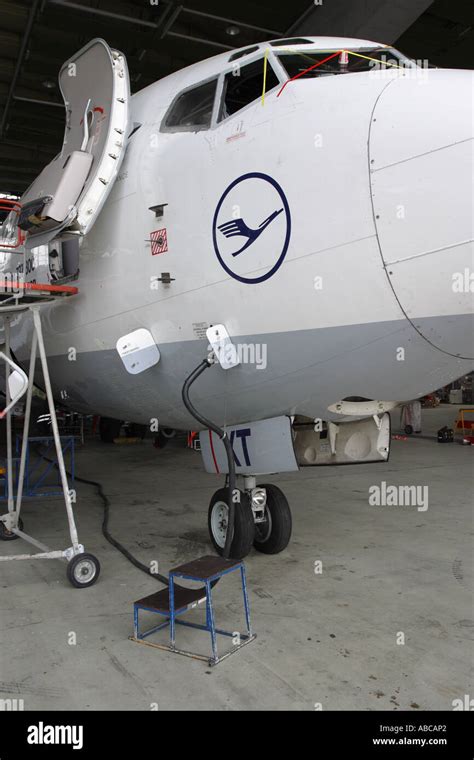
[212,172,291,284]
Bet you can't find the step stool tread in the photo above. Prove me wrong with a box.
[135,585,206,613]
[170,555,241,580]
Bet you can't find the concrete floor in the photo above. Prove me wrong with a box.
[0,405,472,711]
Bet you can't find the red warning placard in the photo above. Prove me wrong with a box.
[150,228,168,255]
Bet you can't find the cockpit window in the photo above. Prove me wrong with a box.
[163,78,218,131]
[219,57,279,122]
[276,47,415,79]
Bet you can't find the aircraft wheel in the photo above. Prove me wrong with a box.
[208,488,254,559]
[0,517,24,541]
[254,485,292,555]
[67,553,100,588]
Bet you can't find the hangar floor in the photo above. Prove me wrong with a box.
[0,405,471,711]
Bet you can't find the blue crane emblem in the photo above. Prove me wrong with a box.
[217,208,284,256]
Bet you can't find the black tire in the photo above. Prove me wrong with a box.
[404,424,413,435]
[208,488,255,559]
[254,484,292,555]
[0,516,23,541]
[66,553,101,588]
[99,417,122,443]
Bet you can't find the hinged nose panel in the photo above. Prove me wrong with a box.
[369,70,474,359]
[20,38,130,238]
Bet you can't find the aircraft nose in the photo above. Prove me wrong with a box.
[369,68,474,359]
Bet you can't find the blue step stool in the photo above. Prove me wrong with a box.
[131,555,255,666]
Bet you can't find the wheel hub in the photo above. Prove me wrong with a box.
[211,501,229,548]
[74,559,96,583]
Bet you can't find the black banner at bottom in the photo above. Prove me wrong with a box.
[0,709,472,757]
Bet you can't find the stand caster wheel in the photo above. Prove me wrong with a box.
[0,517,24,541]
[254,485,292,555]
[208,488,255,559]
[67,553,100,588]
[404,425,413,435]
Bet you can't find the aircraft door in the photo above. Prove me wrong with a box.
[19,38,130,239]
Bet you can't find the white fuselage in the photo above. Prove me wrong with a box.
[7,38,474,429]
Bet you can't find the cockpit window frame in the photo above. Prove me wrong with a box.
[160,74,220,134]
[213,51,283,126]
[274,45,419,82]
[160,49,285,134]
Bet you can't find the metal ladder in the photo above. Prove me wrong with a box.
[0,285,100,588]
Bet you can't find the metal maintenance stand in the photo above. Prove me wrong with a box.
[131,555,255,666]
[0,285,100,588]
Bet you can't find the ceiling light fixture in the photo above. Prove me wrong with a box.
[226,25,240,36]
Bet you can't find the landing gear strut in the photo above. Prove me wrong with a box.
[208,478,292,559]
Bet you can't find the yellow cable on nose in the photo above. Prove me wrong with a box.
[261,48,269,105]
[341,49,405,69]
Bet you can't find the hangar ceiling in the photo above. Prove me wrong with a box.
[0,0,472,195]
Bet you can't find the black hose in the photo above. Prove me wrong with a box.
[73,470,172,585]
[31,447,172,586]
[181,357,236,559]
[71,465,219,592]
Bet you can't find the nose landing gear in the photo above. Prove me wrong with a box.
[181,353,293,561]
[208,481,292,559]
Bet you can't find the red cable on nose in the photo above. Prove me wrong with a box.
[277,50,342,97]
